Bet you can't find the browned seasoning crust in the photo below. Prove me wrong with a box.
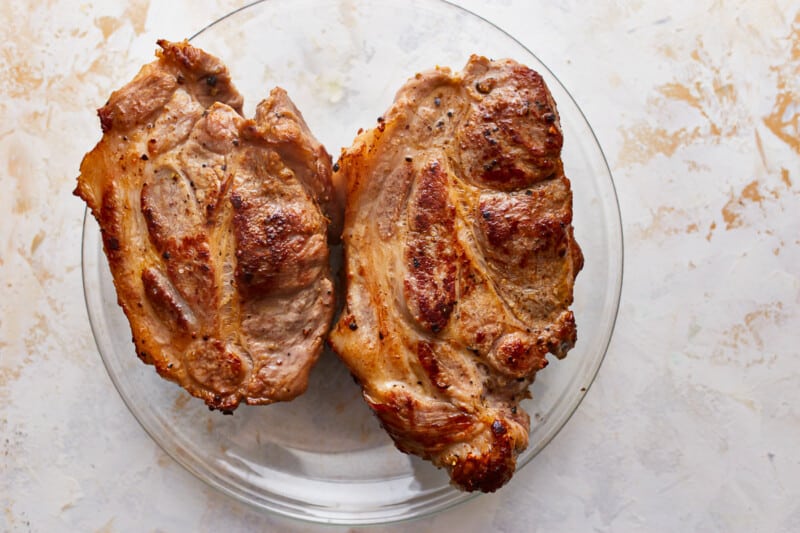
[329,55,583,492]
[75,40,336,411]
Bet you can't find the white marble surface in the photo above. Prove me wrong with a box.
[2,0,799,531]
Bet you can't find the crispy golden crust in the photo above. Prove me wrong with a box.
[76,41,335,411]
[329,55,583,492]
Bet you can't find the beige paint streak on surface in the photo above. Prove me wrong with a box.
[722,180,764,229]
[705,221,716,241]
[3,507,19,530]
[636,206,704,240]
[659,82,705,117]
[639,206,679,238]
[7,141,33,214]
[764,91,800,154]
[29,231,45,255]
[741,180,766,203]
[781,168,792,188]
[1,2,141,112]
[3,57,45,99]
[72,55,115,86]
[19,245,55,287]
[0,4,47,100]
[94,16,123,39]
[0,314,36,405]
[685,303,787,369]
[0,363,24,401]
[719,171,792,231]
[658,44,678,59]
[22,312,51,355]
[717,302,786,354]
[764,11,800,154]
[123,0,151,36]
[94,518,116,533]
[83,1,153,42]
[686,160,710,172]
[619,38,741,166]
[754,129,769,169]
[619,126,702,166]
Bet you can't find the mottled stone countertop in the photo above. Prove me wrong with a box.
[2,1,798,531]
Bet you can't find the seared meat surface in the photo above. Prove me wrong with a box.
[329,56,583,491]
[76,41,335,411]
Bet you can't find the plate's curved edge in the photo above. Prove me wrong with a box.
[81,211,176,450]
[188,0,267,41]
[80,0,625,526]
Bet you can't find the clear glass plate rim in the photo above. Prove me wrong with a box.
[79,0,625,526]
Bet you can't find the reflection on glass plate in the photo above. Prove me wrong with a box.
[81,0,623,525]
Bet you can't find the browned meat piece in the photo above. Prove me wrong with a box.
[329,55,583,492]
[76,40,336,411]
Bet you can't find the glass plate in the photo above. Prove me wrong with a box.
[81,0,623,525]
